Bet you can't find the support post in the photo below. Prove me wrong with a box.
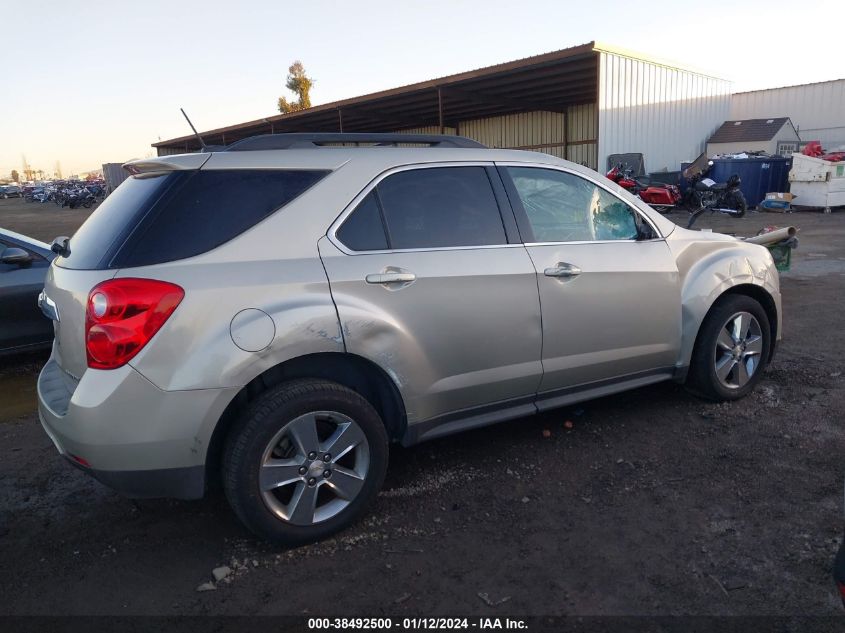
[437,87,444,135]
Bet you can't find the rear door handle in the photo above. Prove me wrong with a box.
[544,263,582,278]
[365,272,416,284]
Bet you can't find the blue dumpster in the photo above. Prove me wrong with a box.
[708,157,792,208]
[680,157,792,207]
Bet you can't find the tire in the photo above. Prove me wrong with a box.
[686,295,771,401]
[222,379,389,545]
[730,191,747,218]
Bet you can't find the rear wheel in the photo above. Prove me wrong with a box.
[731,192,747,218]
[686,295,771,401]
[223,379,389,545]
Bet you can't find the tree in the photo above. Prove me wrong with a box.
[278,61,314,114]
[10,170,19,182]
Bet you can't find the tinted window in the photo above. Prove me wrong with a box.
[336,191,388,251]
[507,168,638,242]
[56,173,172,269]
[116,169,328,267]
[376,167,506,249]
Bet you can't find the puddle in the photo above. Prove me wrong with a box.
[0,372,38,421]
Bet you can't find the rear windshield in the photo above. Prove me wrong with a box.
[55,173,171,269]
[56,169,328,270]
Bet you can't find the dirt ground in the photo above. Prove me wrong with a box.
[1,196,844,618]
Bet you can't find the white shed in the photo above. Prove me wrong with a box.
[706,117,801,157]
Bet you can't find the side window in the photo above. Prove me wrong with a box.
[115,169,329,268]
[336,192,388,251]
[507,167,640,242]
[376,167,507,250]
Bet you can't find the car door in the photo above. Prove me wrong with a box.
[498,165,681,404]
[319,163,543,431]
[0,239,53,351]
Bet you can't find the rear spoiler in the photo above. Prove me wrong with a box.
[123,153,210,175]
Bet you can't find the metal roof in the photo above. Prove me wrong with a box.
[708,118,793,143]
[154,42,600,152]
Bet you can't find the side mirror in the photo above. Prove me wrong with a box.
[1,247,32,266]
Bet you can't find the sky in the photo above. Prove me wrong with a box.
[1,0,843,177]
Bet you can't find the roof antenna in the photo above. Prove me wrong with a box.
[180,108,208,151]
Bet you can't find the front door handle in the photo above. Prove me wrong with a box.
[544,263,582,278]
[365,272,416,284]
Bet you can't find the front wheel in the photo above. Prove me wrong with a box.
[223,379,389,545]
[686,295,771,401]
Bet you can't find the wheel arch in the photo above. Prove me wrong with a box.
[204,352,407,489]
[682,282,779,374]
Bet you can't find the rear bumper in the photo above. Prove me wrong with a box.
[38,357,238,499]
[62,454,205,499]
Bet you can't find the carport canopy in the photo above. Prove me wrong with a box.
[153,42,599,153]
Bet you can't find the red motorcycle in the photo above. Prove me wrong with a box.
[606,164,681,213]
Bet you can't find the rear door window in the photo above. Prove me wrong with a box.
[376,167,507,250]
[334,166,508,252]
[336,191,388,251]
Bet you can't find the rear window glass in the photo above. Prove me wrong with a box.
[55,173,172,269]
[56,169,328,270]
[116,169,328,267]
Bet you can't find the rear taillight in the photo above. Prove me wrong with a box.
[85,278,184,369]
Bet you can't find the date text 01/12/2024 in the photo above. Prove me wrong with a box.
[307,618,528,630]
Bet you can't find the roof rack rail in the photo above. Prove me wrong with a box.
[224,133,486,151]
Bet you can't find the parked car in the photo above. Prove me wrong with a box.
[1,229,55,355]
[37,133,782,544]
[1,185,23,199]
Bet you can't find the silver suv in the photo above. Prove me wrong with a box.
[37,134,781,544]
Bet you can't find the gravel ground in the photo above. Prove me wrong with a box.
[1,197,843,618]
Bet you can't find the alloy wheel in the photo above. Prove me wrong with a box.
[713,311,763,389]
[259,411,370,526]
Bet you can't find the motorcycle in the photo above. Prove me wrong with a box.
[682,159,747,229]
[606,164,681,213]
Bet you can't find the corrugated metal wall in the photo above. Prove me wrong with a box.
[459,111,564,151]
[454,107,597,167]
[395,125,457,136]
[157,146,192,156]
[566,103,597,166]
[730,79,845,148]
[598,51,731,173]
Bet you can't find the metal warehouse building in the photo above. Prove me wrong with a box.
[730,79,845,151]
[154,42,731,173]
